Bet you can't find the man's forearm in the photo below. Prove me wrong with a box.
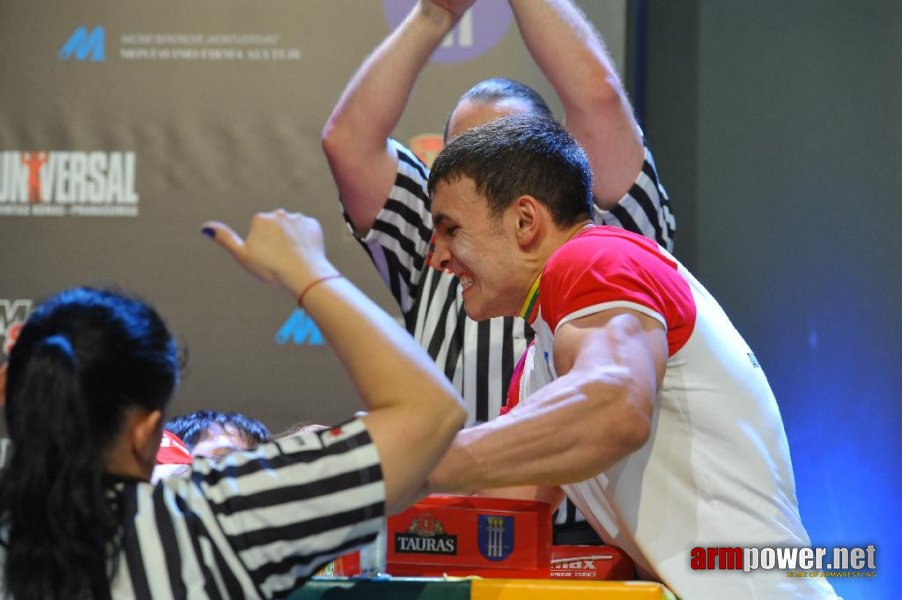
[427,412,601,495]
[323,3,459,154]
[428,369,648,494]
[510,0,620,109]
[322,2,464,234]
[509,0,643,205]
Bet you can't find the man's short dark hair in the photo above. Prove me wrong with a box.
[429,113,593,226]
[443,78,554,140]
[165,410,270,450]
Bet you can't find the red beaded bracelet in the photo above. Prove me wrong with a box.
[297,274,344,307]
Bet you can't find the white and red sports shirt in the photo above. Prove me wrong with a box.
[509,226,837,599]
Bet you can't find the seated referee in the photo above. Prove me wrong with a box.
[0,210,466,599]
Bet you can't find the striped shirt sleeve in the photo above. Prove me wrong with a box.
[342,139,434,315]
[113,418,384,599]
[595,142,676,252]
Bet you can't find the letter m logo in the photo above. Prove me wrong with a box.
[275,309,324,346]
[59,26,105,62]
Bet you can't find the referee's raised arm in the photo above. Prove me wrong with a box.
[204,210,467,514]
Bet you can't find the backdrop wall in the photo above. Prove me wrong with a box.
[644,2,901,597]
[0,0,627,435]
[6,1,895,596]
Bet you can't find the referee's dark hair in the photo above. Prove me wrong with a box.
[0,287,179,600]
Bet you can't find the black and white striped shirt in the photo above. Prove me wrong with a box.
[349,139,675,424]
[1,418,384,599]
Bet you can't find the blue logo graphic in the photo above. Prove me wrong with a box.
[276,309,324,346]
[477,515,514,561]
[59,26,106,62]
[382,0,513,64]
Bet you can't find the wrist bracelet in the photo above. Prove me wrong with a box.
[297,274,343,307]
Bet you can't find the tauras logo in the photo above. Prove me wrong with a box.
[394,534,457,555]
[0,151,139,217]
[394,514,457,555]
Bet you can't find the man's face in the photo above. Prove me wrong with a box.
[431,177,528,321]
[191,424,251,460]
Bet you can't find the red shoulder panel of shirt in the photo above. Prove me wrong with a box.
[541,227,696,358]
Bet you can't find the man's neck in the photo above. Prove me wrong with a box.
[518,220,594,322]
[537,219,592,267]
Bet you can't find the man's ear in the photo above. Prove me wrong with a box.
[513,195,543,248]
[132,408,164,465]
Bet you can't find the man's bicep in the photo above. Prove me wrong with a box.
[566,101,645,208]
[553,307,667,396]
[327,137,399,236]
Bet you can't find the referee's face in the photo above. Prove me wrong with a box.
[431,177,527,321]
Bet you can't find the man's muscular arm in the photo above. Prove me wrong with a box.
[510,0,644,207]
[428,308,665,493]
[322,0,474,236]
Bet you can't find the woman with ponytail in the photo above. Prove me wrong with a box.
[0,210,466,598]
[0,290,177,599]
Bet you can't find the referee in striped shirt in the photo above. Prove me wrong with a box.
[322,0,674,541]
[0,211,466,599]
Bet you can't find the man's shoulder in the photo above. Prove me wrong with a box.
[547,226,665,274]
[390,138,430,182]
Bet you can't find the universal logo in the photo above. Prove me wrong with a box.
[0,151,139,217]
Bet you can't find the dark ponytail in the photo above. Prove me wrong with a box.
[0,288,179,599]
